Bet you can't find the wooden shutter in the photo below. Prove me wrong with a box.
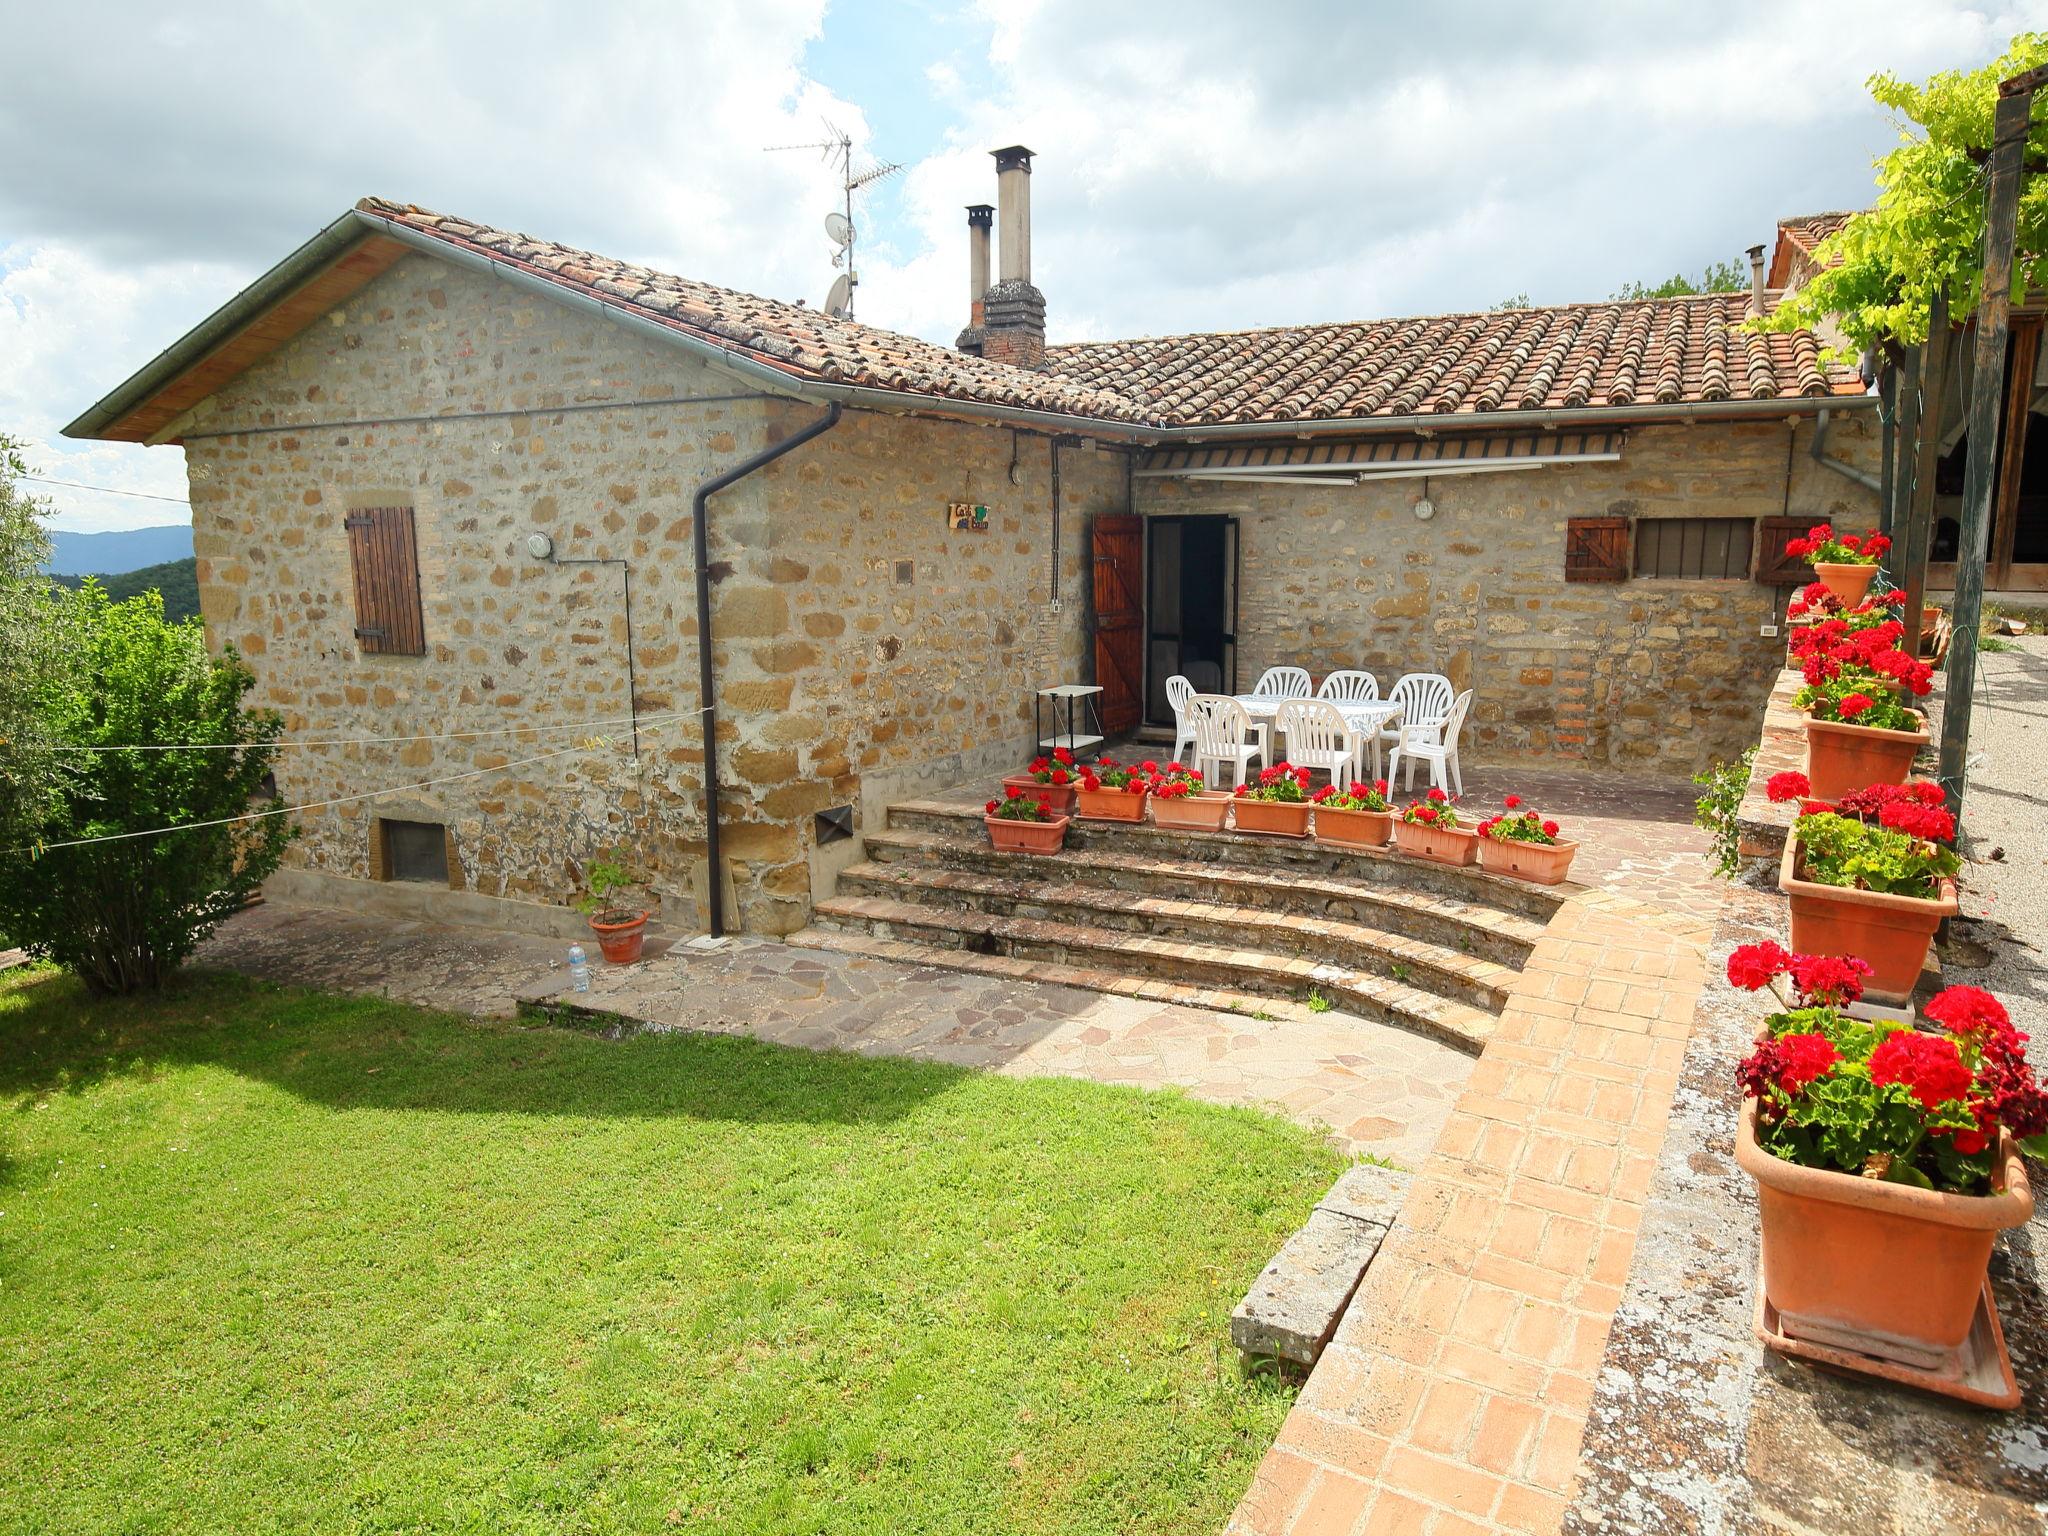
[1755,515,1815,587]
[1090,513,1145,736]
[344,505,426,654]
[1563,516,1630,582]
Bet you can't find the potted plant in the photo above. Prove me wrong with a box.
[983,790,1069,854]
[577,849,652,964]
[1474,796,1578,884]
[1782,522,1891,608]
[1231,762,1315,837]
[1765,773,1961,1006]
[1312,779,1393,848]
[1002,747,1080,814]
[1075,756,1152,823]
[1794,673,1929,800]
[1731,948,2043,1393]
[1391,788,1476,865]
[1146,764,1231,832]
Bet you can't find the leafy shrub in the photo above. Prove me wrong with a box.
[1692,745,1755,880]
[0,586,292,993]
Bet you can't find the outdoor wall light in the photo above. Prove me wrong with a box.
[1412,497,1436,522]
[524,532,555,561]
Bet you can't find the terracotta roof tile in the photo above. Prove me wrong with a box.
[359,198,1862,433]
[1047,295,1862,426]
[1778,211,1855,260]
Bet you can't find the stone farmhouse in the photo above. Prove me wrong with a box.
[68,151,1880,935]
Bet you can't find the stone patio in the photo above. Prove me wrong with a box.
[199,903,1474,1167]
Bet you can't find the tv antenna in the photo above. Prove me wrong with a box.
[765,118,902,318]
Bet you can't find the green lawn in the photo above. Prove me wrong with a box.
[0,968,1339,1536]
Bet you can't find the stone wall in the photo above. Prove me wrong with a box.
[1135,414,1881,775]
[184,251,1126,934]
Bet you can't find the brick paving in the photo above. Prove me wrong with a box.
[1224,890,1711,1536]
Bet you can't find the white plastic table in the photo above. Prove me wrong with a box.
[1233,696,1403,780]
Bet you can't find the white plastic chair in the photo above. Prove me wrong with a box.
[1190,695,1267,790]
[1249,667,1314,700]
[1388,688,1473,797]
[1164,674,1196,766]
[1378,673,1454,768]
[1274,700,1359,789]
[1316,670,1380,704]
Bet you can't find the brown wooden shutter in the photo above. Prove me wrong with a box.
[1563,516,1630,582]
[1755,515,1815,587]
[343,505,426,654]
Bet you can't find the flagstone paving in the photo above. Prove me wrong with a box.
[199,903,1474,1167]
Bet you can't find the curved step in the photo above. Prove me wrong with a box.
[882,797,1569,922]
[805,894,1495,1054]
[859,827,1545,965]
[836,859,1514,1012]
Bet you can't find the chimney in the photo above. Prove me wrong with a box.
[981,145,1047,370]
[1747,243,1767,317]
[955,203,993,356]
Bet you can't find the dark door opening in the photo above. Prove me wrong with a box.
[1144,516,1238,726]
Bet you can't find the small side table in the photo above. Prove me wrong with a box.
[1035,685,1105,761]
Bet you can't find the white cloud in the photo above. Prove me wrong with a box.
[5,0,2047,530]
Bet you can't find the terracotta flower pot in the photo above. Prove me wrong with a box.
[588,911,649,964]
[1149,792,1232,832]
[1801,710,1927,800]
[1736,1101,2032,1368]
[1314,805,1393,849]
[1779,836,1958,1006]
[1001,775,1077,814]
[1231,798,1311,837]
[1392,820,1477,866]
[985,813,1069,854]
[1478,836,1579,885]
[1076,786,1148,822]
[1812,561,1878,607]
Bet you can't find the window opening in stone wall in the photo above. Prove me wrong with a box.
[381,818,450,883]
[1634,517,1754,581]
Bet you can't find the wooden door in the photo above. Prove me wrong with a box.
[1091,513,1144,736]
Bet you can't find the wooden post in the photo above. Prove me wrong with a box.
[1888,344,1921,590]
[1990,315,2042,582]
[1940,82,2035,814]
[1877,361,1898,541]
[1899,291,1950,636]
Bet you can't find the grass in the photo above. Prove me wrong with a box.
[0,968,1340,1536]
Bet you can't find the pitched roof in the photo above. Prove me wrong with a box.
[1768,211,1857,289]
[1046,296,1855,428]
[69,198,1870,446]
[354,199,1150,425]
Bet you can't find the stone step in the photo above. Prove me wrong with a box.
[884,797,1568,923]
[860,827,1545,966]
[835,859,1514,1013]
[802,895,1494,1054]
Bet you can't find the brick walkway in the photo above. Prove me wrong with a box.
[1225,891,1710,1536]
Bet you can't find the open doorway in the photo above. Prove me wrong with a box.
[1144,516,1238,726]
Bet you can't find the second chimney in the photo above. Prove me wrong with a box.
[981,145,1047,370]
[1747,243,1767,317]
[955,203,993,355]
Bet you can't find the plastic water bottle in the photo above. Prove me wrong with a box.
[567,943,591,993]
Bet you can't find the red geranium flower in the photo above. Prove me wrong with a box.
[1413,805,1439,824]
[1426,786,1447,803]
[1788,953,1869,1007]
[1777,1031,1840,1090]
[1048,767,1070,785]
[1727,940,1792,991]
[1868,1030,1974,1110]
[1765,771,1811,803]
[1504,794,1522,809]
[1836,692,1873,720]
[1541,819,1560,838]
[1923,985,2011,1040]
[984,798,1000,814]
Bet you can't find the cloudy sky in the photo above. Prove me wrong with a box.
[3,1,2041,533]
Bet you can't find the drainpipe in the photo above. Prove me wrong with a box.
[1808,408,1881,493]
[693,402,843,937]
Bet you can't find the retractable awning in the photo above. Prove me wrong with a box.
[1135,430,1623,486]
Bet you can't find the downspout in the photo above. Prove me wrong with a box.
[1809,408,1882,493]
[693,401,844,937]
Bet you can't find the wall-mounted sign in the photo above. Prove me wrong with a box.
[947,502,990,532]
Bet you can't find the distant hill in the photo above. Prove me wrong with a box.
[43,523,193,576]
[53,556,202,624]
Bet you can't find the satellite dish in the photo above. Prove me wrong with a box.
[824,211,854,247]
[825,273,853,318]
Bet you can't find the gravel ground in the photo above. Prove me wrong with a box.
[1948,632,2048,1052]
